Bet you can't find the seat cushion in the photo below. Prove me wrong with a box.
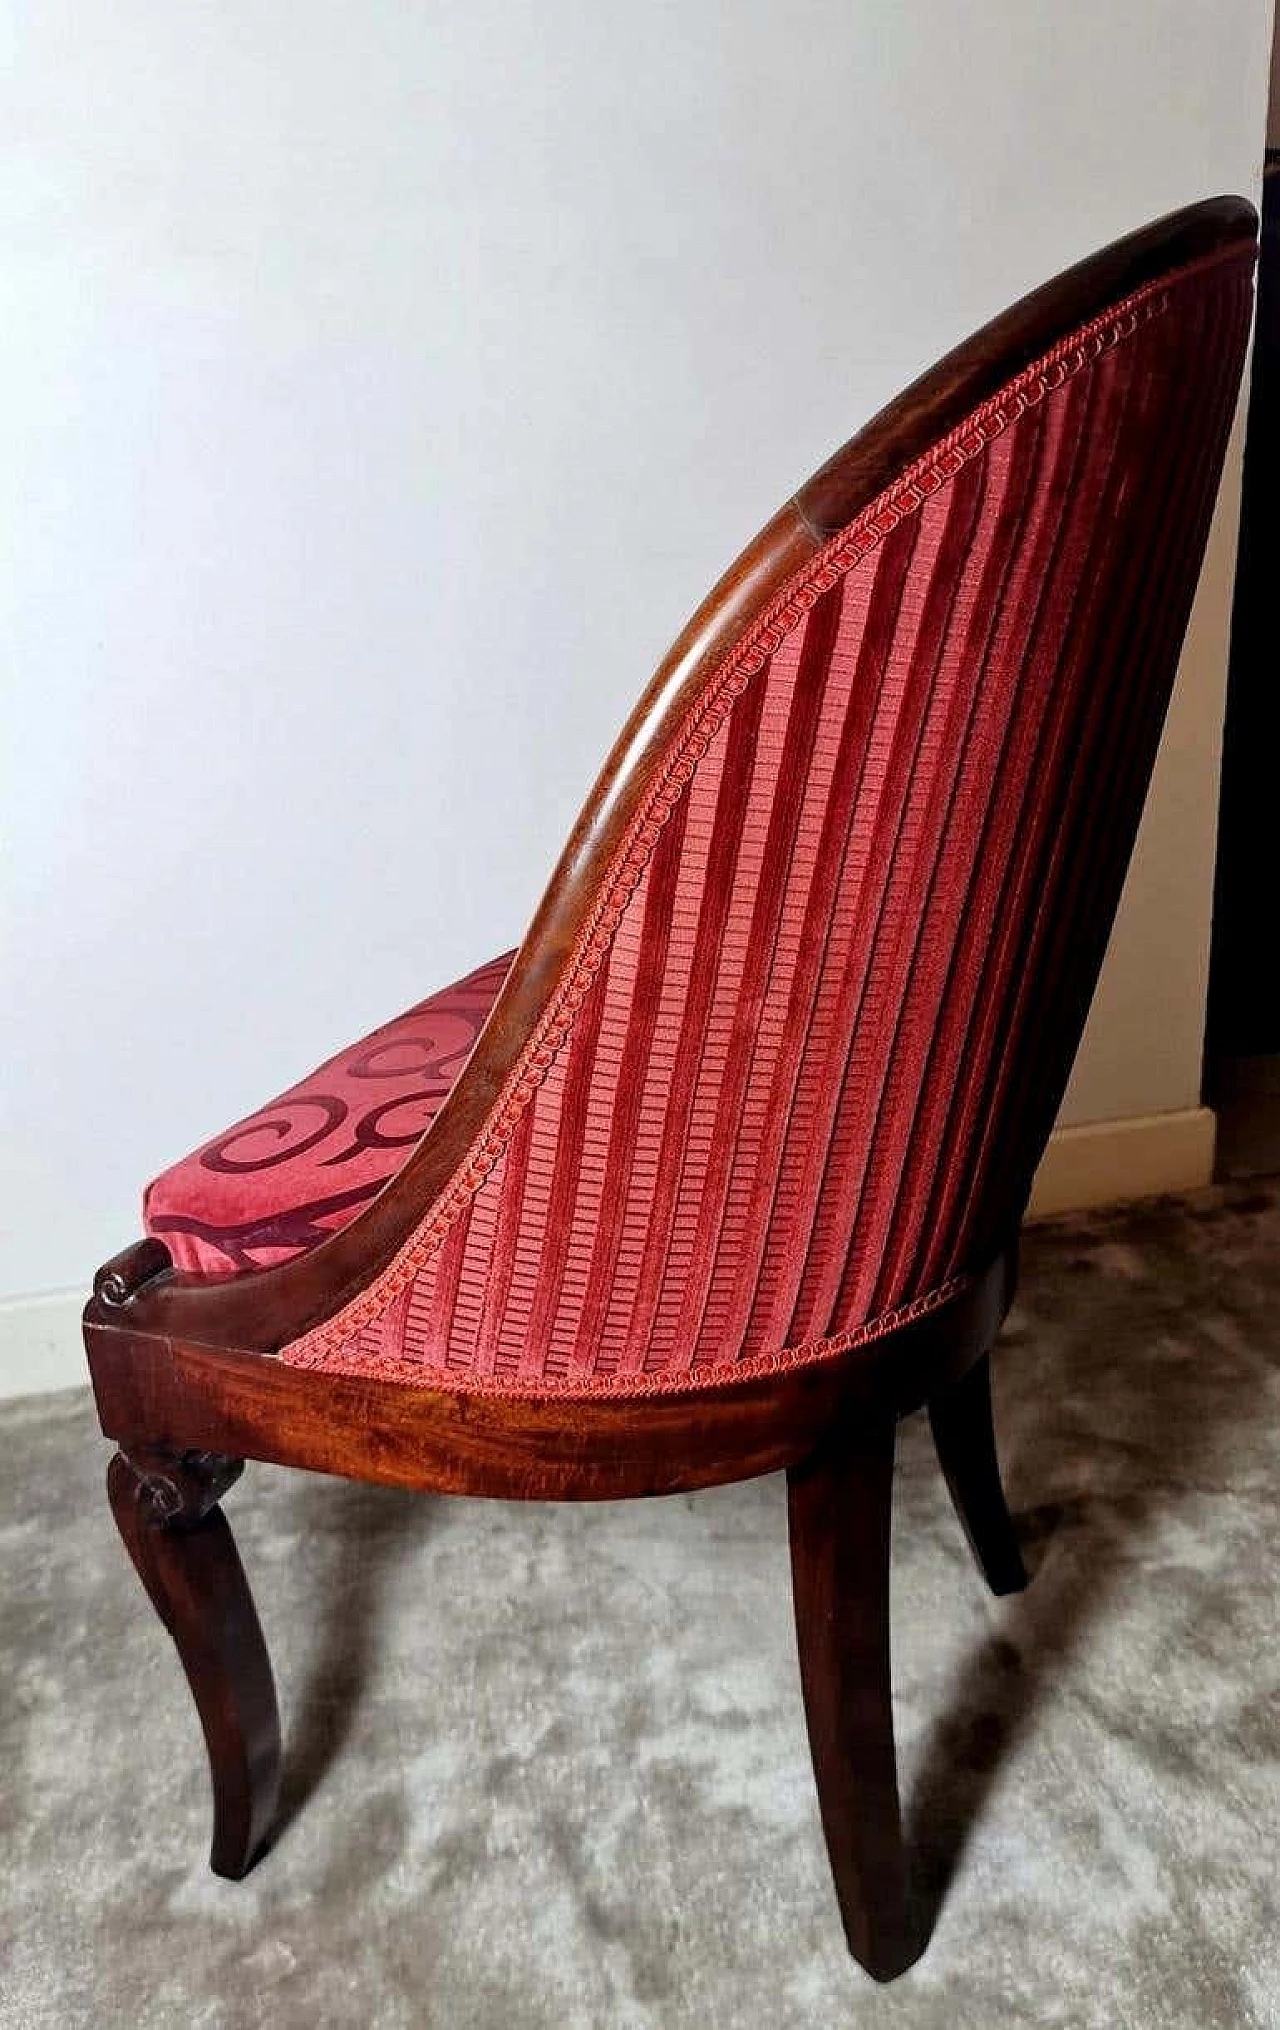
[144,951,514,1276]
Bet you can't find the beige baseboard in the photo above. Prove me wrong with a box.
[0,1108,1216,1401]
[1027,1105,1216,1220]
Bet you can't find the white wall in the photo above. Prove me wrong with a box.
[2,1,1273,1302]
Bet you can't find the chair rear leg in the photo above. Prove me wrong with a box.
[787,1413,918,1982]
[928,1352,1028,1597]
[107,1447,281,1878]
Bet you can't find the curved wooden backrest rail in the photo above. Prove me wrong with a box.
[87,194,1258,1359]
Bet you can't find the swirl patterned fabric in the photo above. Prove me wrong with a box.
[146,244,1252,1397]
[144,953,513,1274]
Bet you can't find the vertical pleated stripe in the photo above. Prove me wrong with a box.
[285,247,1255,1393]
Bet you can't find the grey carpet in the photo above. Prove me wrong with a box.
[2,1187,1278,2030]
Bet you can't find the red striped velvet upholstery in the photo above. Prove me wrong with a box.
[151,242,1254,1393]
[144,953,513,1274]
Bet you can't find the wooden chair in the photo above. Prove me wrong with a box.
[84,197,1256,1983]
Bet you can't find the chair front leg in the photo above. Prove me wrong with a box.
[787,1412,917,1982]
[928,1352,1029,1597]
[107,1446,281,1878]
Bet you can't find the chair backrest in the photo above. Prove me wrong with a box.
[287,198,1256,1391]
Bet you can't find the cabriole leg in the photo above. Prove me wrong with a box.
[107,1446,281,1877]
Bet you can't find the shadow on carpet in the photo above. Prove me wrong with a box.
[2,1184,1277,2029]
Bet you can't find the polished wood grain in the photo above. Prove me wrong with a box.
[929,1353,1029,1597]
[86,1250,1014,1501]
[795,197,1255,537]
[788,1412,916,1981]
[107,1447,280,1878]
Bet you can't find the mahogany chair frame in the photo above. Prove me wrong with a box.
[84,196,1256,1984]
